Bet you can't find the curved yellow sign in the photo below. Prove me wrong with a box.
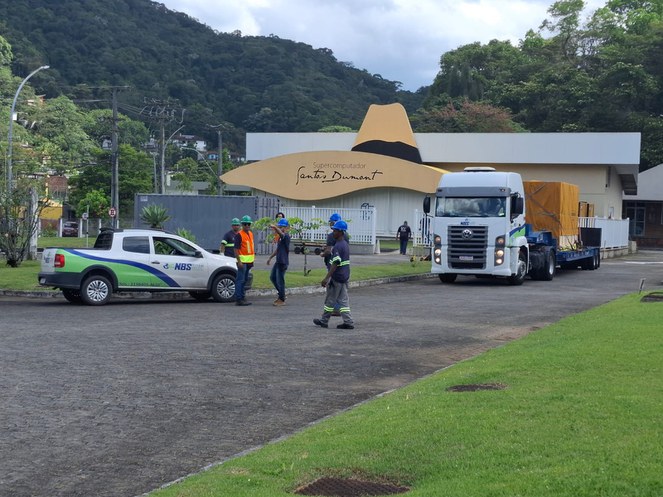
[221,151,446,200]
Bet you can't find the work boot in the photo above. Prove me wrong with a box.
[337,323,354,330]
[273,299,285,306]
[313,318,328,328]
[236,299,252,306]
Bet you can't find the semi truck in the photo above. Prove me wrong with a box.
[422,167,601,285]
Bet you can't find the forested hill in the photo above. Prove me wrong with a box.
[0,0,425,136]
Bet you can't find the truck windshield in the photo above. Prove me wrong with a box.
[436,197,506,218]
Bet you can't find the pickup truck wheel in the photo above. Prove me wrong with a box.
[507,251,527,285]
[62,289,83,304]
[439,273,457,283]
[211,273,236,303]
[189,291,211,301]
[80,275,112,305]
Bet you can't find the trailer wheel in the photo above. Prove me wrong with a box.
[539,249,556,281]
[439,273,457,283]
[507,251,527,285]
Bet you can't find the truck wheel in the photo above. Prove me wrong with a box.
[211,273,236,302]
[507,251,527,285]
[62,289,83,304]
[539,250,556,281]
[189,291,211,301]
[80,275,112,305]
[439,274,457,283]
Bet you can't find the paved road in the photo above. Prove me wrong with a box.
[1,251,662,497]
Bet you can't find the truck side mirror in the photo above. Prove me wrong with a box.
[511,197,524,216]
[423,196,431,214]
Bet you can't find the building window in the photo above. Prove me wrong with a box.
[625,202,645,236]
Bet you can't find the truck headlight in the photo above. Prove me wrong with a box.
[434,248,442,257]
[494,235,506,266]
[434,234,441,245]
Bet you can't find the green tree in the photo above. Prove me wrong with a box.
[69,144,153,218]
[75,189,109,218]
[0,182,46,267]
[0,34,12,66]
[412,99,525,133]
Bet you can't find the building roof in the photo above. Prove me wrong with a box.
[246,131,641,194]
[624,164,663,201]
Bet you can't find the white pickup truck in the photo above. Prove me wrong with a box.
[39,228,238,305]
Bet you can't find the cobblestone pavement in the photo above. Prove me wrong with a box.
[1,251,661,497]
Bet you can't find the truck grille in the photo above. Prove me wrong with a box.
[448,226,488,269]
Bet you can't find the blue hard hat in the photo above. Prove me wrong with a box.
[329,213,342,222]
[332,220,348,231]
[277,218,289,227]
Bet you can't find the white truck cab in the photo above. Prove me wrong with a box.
[424,167,529,284]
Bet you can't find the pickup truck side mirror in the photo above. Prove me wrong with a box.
[194,250,203,258]
[423,196,431,214]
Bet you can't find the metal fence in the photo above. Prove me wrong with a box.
[282,206,376,244]
[579,217,630,249]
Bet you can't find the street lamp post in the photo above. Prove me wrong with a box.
[6,65,49,194]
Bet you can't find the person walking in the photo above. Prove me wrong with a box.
[234,215,255,306]
[220,217,241,257]
[313,220,354,330]
[267,218,290,306]
[396,220,412,255]
[321,213,348,316]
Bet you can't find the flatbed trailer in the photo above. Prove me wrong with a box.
[526,224,601,271]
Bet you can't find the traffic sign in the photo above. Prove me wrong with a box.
[81,212,89,220]
[109,207,117,218]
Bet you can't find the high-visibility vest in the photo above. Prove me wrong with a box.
[236,230,255,263]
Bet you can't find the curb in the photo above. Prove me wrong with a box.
[0,273,436,300]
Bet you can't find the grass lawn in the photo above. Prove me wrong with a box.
[148,293,663,497]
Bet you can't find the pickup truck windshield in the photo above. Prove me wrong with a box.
[436,197,506,218]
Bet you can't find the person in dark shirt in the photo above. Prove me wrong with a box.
[220,218,241,257]
[267,218,291,306]
[313,220,354,330]
[396,221,411,255]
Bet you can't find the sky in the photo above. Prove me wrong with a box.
[159,0,607,92]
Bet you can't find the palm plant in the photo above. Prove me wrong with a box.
[140,204,170,229]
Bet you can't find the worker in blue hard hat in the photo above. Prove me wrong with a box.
[321,213,348,269]
[321,213,350,316]
[234,215,255,306]
[267,217,291,306]
[314,219,354,330]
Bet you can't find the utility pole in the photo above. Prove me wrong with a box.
[216,129,223,195]
[110,88,120,228]
[139,100,185,195]
[207,123,226,195]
